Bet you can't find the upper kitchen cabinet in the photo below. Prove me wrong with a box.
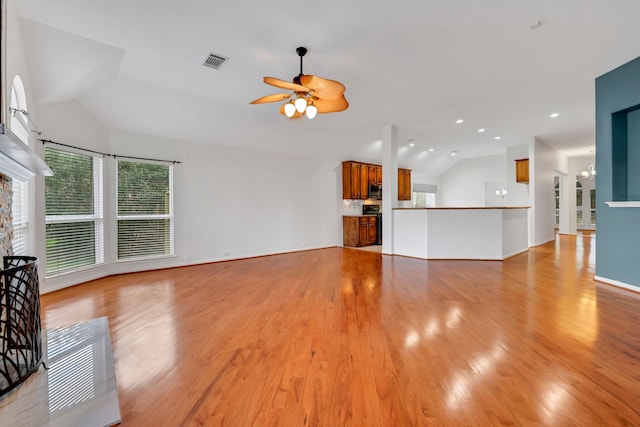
[515,159,529,183]
[342,161,369,199]
[398,168,412,200]
[368,165,382,185]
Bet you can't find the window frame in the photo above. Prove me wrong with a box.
[9,75,30,255]
[554,181,560,226]
[44,147,104,277]
[576,181,583,225]
[115,159,174,261]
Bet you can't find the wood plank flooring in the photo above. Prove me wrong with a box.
[39,233,640,426]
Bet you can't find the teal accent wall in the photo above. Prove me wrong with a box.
[627,109,640,200]
[595,56,640,288]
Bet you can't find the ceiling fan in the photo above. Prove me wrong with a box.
[250,47,348,119]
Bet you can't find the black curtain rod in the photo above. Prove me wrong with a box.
[39,139,182,164]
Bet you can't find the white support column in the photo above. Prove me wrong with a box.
[381,125,398,255]
[558,173,574,235]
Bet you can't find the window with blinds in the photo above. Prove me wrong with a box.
[116,160,173,260]
[10,76,30,255]
[45,148,104,277]
[11,180,29,255]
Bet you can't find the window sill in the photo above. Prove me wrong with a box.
[605,201,640,208]
[45,262,107,279]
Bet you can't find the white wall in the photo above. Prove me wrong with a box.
[30,111,341,291]
[4,1,33,124]
[437,154,506,207]
[37,101,109,151]
[5,0,40,255]
[557,173,572,235]
[505,145,530,206]
[411,170,438,185]
[5,0,342,293]
[529,138,568,246]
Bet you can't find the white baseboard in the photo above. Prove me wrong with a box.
[594,276,640,293]
[41,246,337,294]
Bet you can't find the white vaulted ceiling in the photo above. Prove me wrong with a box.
[13,0,640,175]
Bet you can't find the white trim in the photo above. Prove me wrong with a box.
[115,160,174,260]
[44,148,105,278]
[604,201,640,207]
[114,254,177,264]
[45,214,103,223]
[115,214,172,220]
[533,237,556,247]
[594,275,640,293]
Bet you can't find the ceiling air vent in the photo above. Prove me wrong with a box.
[202,53,229,70]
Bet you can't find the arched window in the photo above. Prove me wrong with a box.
[10,75,29,142]
[9,75,30,255]
[555,180,560,226]
[576,181,583,225]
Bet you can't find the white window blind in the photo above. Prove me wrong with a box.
[11,180,28,255]
[10,76,31,255]
[116,160,173,260]
[45,148,104,277]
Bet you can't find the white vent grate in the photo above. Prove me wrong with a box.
[202,53,229,70]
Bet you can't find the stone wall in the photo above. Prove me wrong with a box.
[0,174,13,259]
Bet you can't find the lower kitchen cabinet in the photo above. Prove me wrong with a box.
[343,216,377,247]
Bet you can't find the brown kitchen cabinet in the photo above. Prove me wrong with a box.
[398,168,412,200]
[515,159,529,183]
[342,161,376,199]
[368,165,382,185]
[343,216,377,247]
[342,161,368,199]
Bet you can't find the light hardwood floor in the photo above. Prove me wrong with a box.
[40,233,640,426]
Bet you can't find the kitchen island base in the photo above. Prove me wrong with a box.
[393,207,529,260]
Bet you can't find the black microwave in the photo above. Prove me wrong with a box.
[368,184,382,199]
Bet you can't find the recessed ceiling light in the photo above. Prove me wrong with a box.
[409,143,415,147]
[428,148,435,152]
[550,112,559,118]
[456,119,464,124]
[494,136,502,140]
[478,128,486,133]
[450,151,458,156]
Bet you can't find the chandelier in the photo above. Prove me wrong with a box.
[581,164,596,179]
[580,150,596,179]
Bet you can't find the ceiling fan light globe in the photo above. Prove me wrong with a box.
[284,102,296,117]
[306,104,318,119]
[295,97,307,113]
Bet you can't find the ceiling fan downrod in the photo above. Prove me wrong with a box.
[294,46,307,85]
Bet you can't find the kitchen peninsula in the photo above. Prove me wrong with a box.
[393,207,529,260]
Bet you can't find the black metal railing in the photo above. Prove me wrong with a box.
[0,256,43,397]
